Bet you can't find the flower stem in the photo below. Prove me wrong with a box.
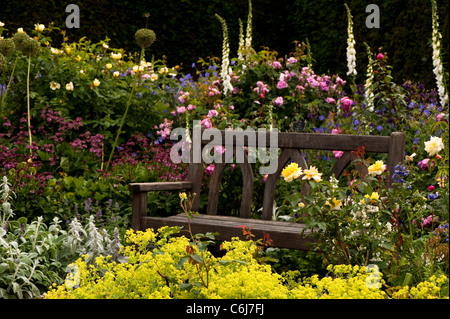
[105,83,137,171]
[0,57,18,115]
[26,56,33,156]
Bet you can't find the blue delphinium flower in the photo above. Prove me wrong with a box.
[393,164,409,183]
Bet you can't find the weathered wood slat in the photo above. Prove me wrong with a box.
[200,130,391,153]
[140,214,315,250]
[129,181,193,192]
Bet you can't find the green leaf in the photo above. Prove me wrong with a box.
[190,254,203,264]
[177,256,189,270]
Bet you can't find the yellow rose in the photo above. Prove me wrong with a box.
[93,79,101,87]
[368,160,386,176]
[34,24,45,32]
[281,162,302,182]
[302,165,323,182]
[106,63,112,69]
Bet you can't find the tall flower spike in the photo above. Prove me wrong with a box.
[245,0,253,50]
[215,14,233,95]
[363,42,375,112]
[237,18,245,60]
[431,0,448,107]
[344,3,357,77]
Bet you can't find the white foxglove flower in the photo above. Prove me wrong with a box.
[345,4,357,77]
[431,0,448,107]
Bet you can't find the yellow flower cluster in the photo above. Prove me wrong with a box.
[392,275,448,299]
[368,160,386,176]
[44,228,449,299]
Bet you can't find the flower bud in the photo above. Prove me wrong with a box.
[134,28,156,49]
[0,38,16,57]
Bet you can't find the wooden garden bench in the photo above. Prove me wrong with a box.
[130,129,405,250]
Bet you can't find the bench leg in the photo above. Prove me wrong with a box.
[131,192,148,231]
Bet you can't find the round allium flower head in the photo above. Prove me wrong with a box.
[0,53,8,74]
[135,28,156,48]
[21,38,40,56]
[13,32,31,52]
[0,38,16,57]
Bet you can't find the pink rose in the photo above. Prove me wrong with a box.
[272,61,282,69]
[273,96,284,106]
[208,109,218,118]
[187,104,196,111]
[437,113,447,122]
[176,106,186,114]
[276,80,288,89]
[201,118,212,128]
[287,57,297,64]
[340,97,353,112]
[326,97,336,104]
[377,53,384,60]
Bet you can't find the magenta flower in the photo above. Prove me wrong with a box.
[428,185,435,192]
[206,164,215,176]
[418,158,434,170]
[340,97,353,112]
[377,53,384,60]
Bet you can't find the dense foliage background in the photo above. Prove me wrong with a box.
[2,0,448,87]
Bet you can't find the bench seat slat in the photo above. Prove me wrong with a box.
[140,214,315,250]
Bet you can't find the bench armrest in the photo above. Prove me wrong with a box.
[129,181,193,193]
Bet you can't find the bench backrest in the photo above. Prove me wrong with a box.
[185,129,406,220]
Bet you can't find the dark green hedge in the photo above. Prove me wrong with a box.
[2,0,448,88]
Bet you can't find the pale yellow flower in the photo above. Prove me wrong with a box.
[159,67,169,75]
[50,81,61,90]
[325,198,342,210]
[110,52,122,60]
[298,202,305,208]
[65,47,71,54]
[113,71,120,77]
[65,82,74,91]
[368,160,386,176]
[281,162,302,182]
[17,28,25,33]
[424,136,444,156]
[93,79,101,87]
[302,166,322,182]
[34,24,45,32]
[50,48,62,55]
[102,43,109,49]
[150,73,158,81]
[106,63,112,69]
[0,22,5,27]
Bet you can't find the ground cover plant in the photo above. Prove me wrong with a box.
[0,0,449,299]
